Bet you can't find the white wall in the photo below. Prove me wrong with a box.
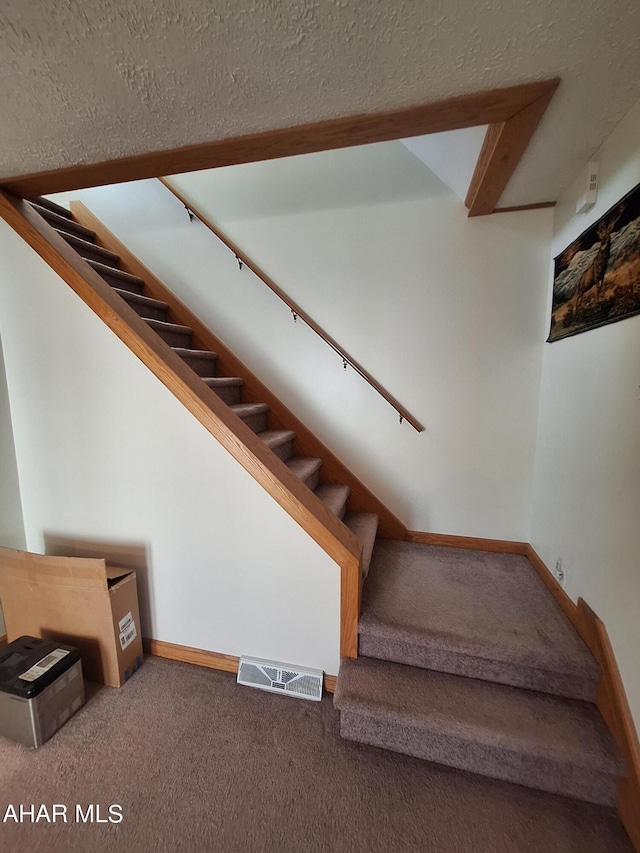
[531,98,640,726]
[0,218,340,674]
[402,126,487,203]
[0,335,26,634]
[51,171,553,540]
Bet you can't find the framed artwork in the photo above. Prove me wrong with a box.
[549,181,640,342]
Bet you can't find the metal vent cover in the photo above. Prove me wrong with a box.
[237,656,323,702]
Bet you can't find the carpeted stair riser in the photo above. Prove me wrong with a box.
[314,484,350,520]
[335,657,624,807]
[202,378,243,405]
[146,321,193,349]
[31,197,74,220]
[259,431,296,462]
[92,267,145,294]
[343,512,379,578]
[268,438,294,462]
[339,708,620,806]
[174,349,218,376]
[236,411,269,434]
[285,457,322,490]
[357,631,597,703]
[116,291,170,323]
[57,230,121,267]
[303,469,321,491]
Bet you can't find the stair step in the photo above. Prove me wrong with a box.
[114,289,169,322]
[334,656,624,806]
[285,457,323,490]
[230,402,269,434]
[87,259,145,294]
[343,512,378,578]
[314,484,350,519]
[28,202,96,241]
[146,319,193,348]
[173,348,218,376]
[202,377,243,405]
[258,430,296,462]
[30,196,73,220]
[56,229,121,267]
[358,542,601,701]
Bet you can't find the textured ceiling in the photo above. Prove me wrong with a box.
[1,0,639,206]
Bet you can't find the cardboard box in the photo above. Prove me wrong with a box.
[0,547,143,687]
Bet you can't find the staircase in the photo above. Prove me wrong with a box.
[335,540,626,807]
[24,195,381,578]
[11,194,631,827]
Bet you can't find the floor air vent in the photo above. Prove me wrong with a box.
[237,656,323,701]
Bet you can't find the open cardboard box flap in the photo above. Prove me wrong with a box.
[0,546,143,687]
[105,566,133,585]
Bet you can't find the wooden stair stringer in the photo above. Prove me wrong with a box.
[0,190,363,658]
[69,200,406,542]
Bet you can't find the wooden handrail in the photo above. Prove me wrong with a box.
[70,201,406,542]
[158,178,425,433]
[0,190,363,659]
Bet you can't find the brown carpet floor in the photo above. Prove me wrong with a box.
[0,657,631,852]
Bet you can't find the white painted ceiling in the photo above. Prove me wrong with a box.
[1,0,639,206]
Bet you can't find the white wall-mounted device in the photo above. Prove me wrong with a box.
[575,161,599,214]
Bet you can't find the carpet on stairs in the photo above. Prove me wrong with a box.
[335,539,627,810]
[358,541,600,700]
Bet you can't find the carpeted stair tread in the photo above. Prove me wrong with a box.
[258,430,296,450]
[359,541,600,701]
[201,376,244,405]
[258,430,296,461]
[230,402,269,418]
[87,258,145,287]
[343,512,379,578]
[203,376,243,388]
[335,656,624,806]
[172,349,218,379]
[145,319,193,335]
[115,289,169,321]
[172,347,216,360]
[28,202,96,241]
[285,456,323,487]
[31,196,74,219]
[145,319,192,347]
[314,484,350,519]
[56,229,121,267]
[230,402,269,433]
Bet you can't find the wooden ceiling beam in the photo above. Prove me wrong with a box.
[465,80,559,217]
[1,79,559,199]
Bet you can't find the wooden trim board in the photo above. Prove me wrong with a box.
[526,547,640,851]
[143,638,337,693]
[1,80,559,201]
[0,190,362,660]
[465,80,559,216]
[407,530,527,554]
[158,179,424,433]
[493,202,556,214]
[69,200,407,543]
[0,633,7,649]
